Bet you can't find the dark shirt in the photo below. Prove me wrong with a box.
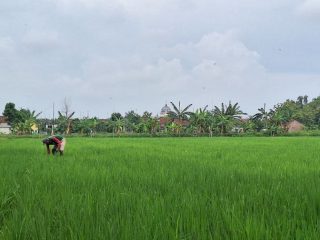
[43,135,63,146]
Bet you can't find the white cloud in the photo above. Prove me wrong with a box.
[0,37,15,53]
[49,0,118,8]
[297,0,320,19]
[22,30,62,51]
[1,0,320,117]
[50,0,190,12]
[53,32,268,114]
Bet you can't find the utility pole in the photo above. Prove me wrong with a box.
[51,102,55,135]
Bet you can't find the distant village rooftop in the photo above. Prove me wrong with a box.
[0,116,7,124]
[160,104,171,116]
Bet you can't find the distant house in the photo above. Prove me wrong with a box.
[173,119,190,127]
[0,116,11,134]
[231,127,244,133]
[158,104,190,129]
[31,123,39,134]
[286,120,305,133]
[232,116,250,133]
[159,104,172,129]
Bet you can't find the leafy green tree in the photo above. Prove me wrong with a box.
[252,104,270,131]
[213,102,245,134]
[206,111,217,137]
[142,111,152,121]
[76,118,97,136]
[22,110,42,134]
[3,102,21,126]
[111,112,123,121]
[109,115,125,136]
[213,110,229,134]
[108,113,125,135]
[136,112,158,134]
[146,117,159,135]
[125,111,141,124]
[268,109,289,135]
[302,96,320,128]
[137,121,149,133]
[125,111,141,132]
[190,106,210,135]
[12,122,25,135]
[3,103,41,134]
[225,102,245,117]
[95,120,108,133]
[240,119,256,133]
[72,118,81,133]
[296,95,308,108]
[7,108,41,134]
[303,95,309,105]
[139,111,151,134]
[166,122,182,135]
[296,96,304,108]
[56,116,68,134]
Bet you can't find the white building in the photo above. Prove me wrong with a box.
[0,116,11,134]
[160,104,171,117]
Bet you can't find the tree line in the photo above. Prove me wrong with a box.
[2,95,320,136]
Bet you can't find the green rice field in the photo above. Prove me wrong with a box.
[0,137,320,239]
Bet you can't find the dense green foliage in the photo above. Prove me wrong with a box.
[3,95,320,136]
[1,137,320,239]
[2,103,41,134]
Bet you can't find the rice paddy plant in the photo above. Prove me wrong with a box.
[0,137,320,239]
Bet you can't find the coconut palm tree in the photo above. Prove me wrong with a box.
[297,96,304,108]
[303,95,308,105]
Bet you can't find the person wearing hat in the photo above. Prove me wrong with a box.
[42,135,66,156]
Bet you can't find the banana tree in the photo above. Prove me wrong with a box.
[110,116,125,136]
[16,110,42,134]
[213,102,245,134]
[252,104,269,130]
[146,117,159,135]
[168,101,193,136]
[58,111,75,135]
[190,105,210,135]
[78,118,97,136]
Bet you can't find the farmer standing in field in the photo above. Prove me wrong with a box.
[42,135,66,156]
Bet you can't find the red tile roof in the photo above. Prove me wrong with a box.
[0,116,8,124]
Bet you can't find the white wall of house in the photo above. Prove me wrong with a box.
[0,123,11,134]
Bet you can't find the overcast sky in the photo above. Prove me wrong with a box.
[1,0,320,118]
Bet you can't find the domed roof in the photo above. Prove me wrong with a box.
[160,104,171,116]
